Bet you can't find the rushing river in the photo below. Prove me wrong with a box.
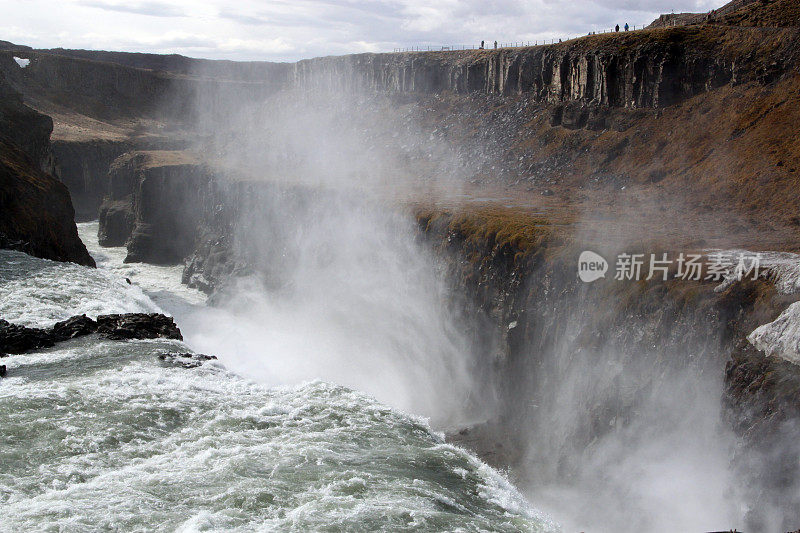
[0,223,555,532]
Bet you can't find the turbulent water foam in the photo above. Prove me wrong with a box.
[0,229,555,532]
[77,221,208,316]
[0,249,160,328]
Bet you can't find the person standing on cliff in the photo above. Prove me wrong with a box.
[494,41,497,49]
[615,24,620,32]
[624,23,629,31]
[480,40,484,49]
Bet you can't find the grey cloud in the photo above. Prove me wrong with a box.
[218,12,271,26]
[7,0,728,62]
[78,0,185,17]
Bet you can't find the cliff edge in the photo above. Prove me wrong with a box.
[0,72,94,266]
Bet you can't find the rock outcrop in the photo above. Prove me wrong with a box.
[95,313,183,340]
[157,351,217,368]
[0,72,94,266]
[98,150,215,264]
[52,137,197,222]
[0,318,57,353]
[0,312,183,354]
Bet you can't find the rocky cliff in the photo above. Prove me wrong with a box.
[416,206,800,530]
[0,48,290,125]
[0,72,94,266]
[53,139,135,221]
[293,23,796,108]
[97,150,216,264]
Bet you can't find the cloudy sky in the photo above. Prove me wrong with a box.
[1,0,722,62]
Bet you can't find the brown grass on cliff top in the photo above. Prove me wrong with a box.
[409,71,800,256]
[110,149,200,171]
[721,0,800,27]
[492,74,800,253]
[415,204,564,264]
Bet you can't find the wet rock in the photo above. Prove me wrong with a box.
[182,232,236,295]
[96,313,183,341]
[157,351,217,368]
[0,313,182,354]
[0,319,55,353]
[51,314,97,341]
[97,200,135,246]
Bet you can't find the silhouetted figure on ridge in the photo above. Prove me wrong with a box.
[480,40,484,49]
[494,41,497,49]
[624,23,629,31]
[615,24,620,32]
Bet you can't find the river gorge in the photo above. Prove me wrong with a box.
[2,1,800,531]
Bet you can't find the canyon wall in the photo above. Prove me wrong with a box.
[4,20,795,127]
[53,140,136,221]
[416,208,800,530]
[3,15,797,230]
[292,25,796,108]
[97,150,219,264]
[0,72,94,266]
[0,49,291,123]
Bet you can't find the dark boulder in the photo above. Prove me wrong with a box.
[96,313,183,341]
[51,314,97,341]
[0,318,55,353]
[0,364,5,377]
[157,351,217,368]
[97,199,134,246]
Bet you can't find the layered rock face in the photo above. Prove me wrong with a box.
[0,72,94,266]
[293,24,795,108]
[98,150,216,264]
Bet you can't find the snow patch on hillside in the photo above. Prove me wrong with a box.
[749,301,800,366]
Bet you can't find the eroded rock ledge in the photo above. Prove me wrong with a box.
[98,150,214,264]
[0,313,183,355]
